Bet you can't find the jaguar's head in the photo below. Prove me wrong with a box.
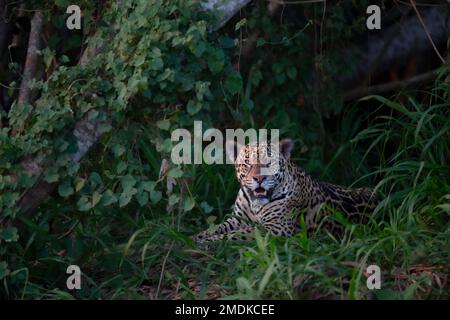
[228,138,294,204]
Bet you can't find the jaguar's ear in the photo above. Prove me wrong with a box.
[225,139,243,164]
[279,138,294,159]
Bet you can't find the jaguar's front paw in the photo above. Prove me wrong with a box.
[192,230,209,244]
[191,232,213,251]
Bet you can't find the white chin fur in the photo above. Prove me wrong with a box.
[255,197,269,205]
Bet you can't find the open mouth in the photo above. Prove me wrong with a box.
[254,187,268,198]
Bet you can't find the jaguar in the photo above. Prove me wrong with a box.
[192,138,380,243]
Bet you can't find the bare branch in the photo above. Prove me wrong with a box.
[10,11,45,137]
[409,0,446,64]
[14,0,250,216]
[235,0,282,70]
[17,11,44,105]
[341,6,450,89]
[17,116,110,215]
[344,69,439,101]
[201,0,252,30]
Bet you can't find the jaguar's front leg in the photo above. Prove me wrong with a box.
[261,212,298,237]
[192,216,252,244]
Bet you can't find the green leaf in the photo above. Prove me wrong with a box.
[134,55,146,67]
[360,95,411,116]
[101,190,117,206]
[121,175,137,193]
[89,172,103,188]
[136,192,149,207]
[226,72,243,95]
[44,168,59,183]
[286,66,297,79]
[256,38,266,47]
[156,119,171,131]
[241,98,254,110]
[74,178,86,192]
[145,0,162,18]
[116,161,127,174]
[169,194,179,206]
[58,180,74,198]
[183,197,195,212]
[258,258,277,295]
[0,227,19,242]
[160,138,173,153]
[141,181,156,192]
[77,196,92,212]
[150,190,162,204]
[54,0,70,8]
[88,109,99,121]
[113,144,126,157]
[190,41,206,57]
[156,68,174,82]
[92,191,102,207]
[149,57,164,71]
[207,48,225,73]
[219,36,235,48]
[200,201,214,214]
[187,100,202,115]
[374,289,404,300]
[123,187,137,206]
[235,18,247,31]
[59,55,70,64]
[206,215,217,225]
[98,122,112,134]
[67,161,80,176]
[119,192,133,207]
[167,167,183,178]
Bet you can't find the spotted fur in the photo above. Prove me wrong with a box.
[193,139,380,243]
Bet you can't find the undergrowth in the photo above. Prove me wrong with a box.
[0,0,448,299]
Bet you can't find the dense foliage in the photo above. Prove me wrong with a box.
[0,0,448,299]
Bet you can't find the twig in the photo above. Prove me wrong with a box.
[395,0,445,7]
[408,0,446,64]
[201,0,252,31]
[12,11,44,136]
[17,11,44,105]
[155,240,174,299]
[234,0,282,67]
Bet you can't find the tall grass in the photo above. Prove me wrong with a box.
[6,75,449,300]
[208,79,449,300]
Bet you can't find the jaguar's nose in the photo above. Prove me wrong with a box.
[253,175,266,183]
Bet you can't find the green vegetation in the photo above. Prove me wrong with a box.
[0,0,448,299]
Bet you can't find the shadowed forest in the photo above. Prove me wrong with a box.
[0,0,449,299]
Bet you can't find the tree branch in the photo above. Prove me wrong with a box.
[241,0,281,59]
[14,0,252,216]
[201,0,252,30]
[17,116,109,215]
[409,0,446,64]
[11,11,44,136]
[17,11,44,105]
[341,6,450,90]
[344,69,439,101]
